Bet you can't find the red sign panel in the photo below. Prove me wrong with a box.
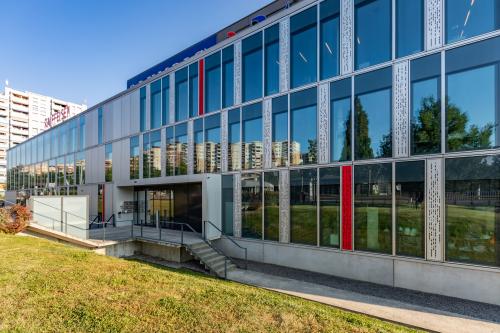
[342,165,353,251]
[44,105,74,129]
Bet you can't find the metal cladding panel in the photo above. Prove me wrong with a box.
[169,73,175,124]
[112,98,122,140]
[112,140,121,183]
[279,18,290,93]
[187,120,194,175]
[130,89,140,135]
[121,93,131,137]
[318,83,330,164]
[233,173,242,238]
[85,110,97,148]
[279,169,290,243]
[95,145,105,184]
[393,61,410,158]
[426,0,443,50]
[234,41,242,105]
[221,110,228,172]
[341,165,353,251]
[198,59,205,116]
[145,84,151,132]
[426,158,443,261]
[85,149,92,183]
[263,98,272,169]
[103,102,113,143]
[341,0,354,75]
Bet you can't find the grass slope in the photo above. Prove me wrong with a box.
[0,234,420,333]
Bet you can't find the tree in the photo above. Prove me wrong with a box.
[412,96,441,154]
[354,97,374,159]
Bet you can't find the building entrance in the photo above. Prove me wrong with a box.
[134,183,202,233]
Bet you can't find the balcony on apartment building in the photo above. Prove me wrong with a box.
[9,111,29,122]
[10,134,28,143]
[10,126,29,136]
[10,94,29,106]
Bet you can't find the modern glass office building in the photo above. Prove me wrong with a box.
[6,0,500,305]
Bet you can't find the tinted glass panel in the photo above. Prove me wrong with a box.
[98,108,103,144]
[355,67,392,159]
[354,163,392,254]
[396,161,425,257]
[228,108,241,171]
[320,167,340,247]
[150,79,161,129]
[189,63,199,118]
[222,45,234,108]
[330,78,351,161]
[264,171,279,241]
[162,76,170,126]
[205,52,221,113]
[143,133,150,179]
[205,113,221,173]
[290,88,317,165]
[355,0,392,69]
[396,0,424,58]
[242,173,262,239]
[150,130,161,178]
[243,32,263,102]
[291,6,318,88]
[175,67,188,122]
[222,175,234,235]
[320,0,340,80]
[265,24,280,96]
[139,88,146,132]
[446,155,500,267]
[272,95,288,167]
[290,168,317,245]
[242,103,263,170]
[165,127,175,176]
[105,144,112,182]
[194,118,204,174]
[130,136,139,180]
[175,123,188,175]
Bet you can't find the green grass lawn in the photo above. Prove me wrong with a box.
[0,234,421,333]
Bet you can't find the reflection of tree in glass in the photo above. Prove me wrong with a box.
[412,96,440,154]
[340,113,351,161]
[306,139,317,164]
[379,133,392,157]
[354,97,374,159]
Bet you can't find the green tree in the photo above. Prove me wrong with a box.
[412,96,441,154]
[354,97,374,159]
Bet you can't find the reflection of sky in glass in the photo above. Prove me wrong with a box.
[355,0,391,69]
[331,98,350,161]
[273,111,287,141]
[291,27,317,88]
[222,47,234,108]
[291,105,317,153]
[229,122,239,143]
[176,80,188,121]
[243,117,262,142]
[446,0,496,43]
[320,16,340,79]
[357,89,391,156]
[194,130,203,144]
[396,0,423,58]
[412,78,438,121]
[206,65,221,113]
[265,41,279,96]
[448,65,496,134]
[205,127,220,144]
[243,33,263,102]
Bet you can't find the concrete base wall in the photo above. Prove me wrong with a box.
[139,242,193,263]
[215,238,500,306]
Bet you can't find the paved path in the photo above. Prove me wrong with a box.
[227,269,500,333]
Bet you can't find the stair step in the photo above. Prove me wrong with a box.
[211,260,231,271]
[215,264,237,276]
[204,255,226,266]
[194,247,215,257]
[201,251,220,261]
[190,242,210,251]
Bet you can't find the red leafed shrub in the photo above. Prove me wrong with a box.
[0,204,32,234]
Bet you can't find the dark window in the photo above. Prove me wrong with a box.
[355,0,392,70]
[396,0,424,58]
[446,155,500,267]
[175,67,188,122]
[222,45,234,108]
[290,168,317,245]
[242,173,262,239]
[320,167,340,247]
[291,6,318,88]
[228,108,241,171]
[222,175,234,235]
[272,95,288,167]
[396,160,425,257]
[205,113,221,173]
[354,67,392,160]
[189,62,199,118]
[242,102,263,170]
[330,78,351,161]
[264,171,279,241]
[243,32,263,102]
[354,163,392,254]
[205,52,221,113]
[320,0,340,80]
[150,79,161,129]
[411,54,441,155]
[446,37,500,152]
[291,88,317,165]
[193,118,204,174]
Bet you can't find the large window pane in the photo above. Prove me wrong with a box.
[446,0,500,44]
[189,62,199,118]
[150,79,161,129]
[411,54,441,155]
[56,157,65,187]
[265,24,280,96]
[79,116,85,150]
[354,163,392,254]
[242,173,262,239]
[320,0,340,80]
[139,88,146,132]
[150,130,161,178]
[228,108,241,171]
[291,6,318,88]
[330,78,351,161]
[243,32,263,102]
[355,67,392,160]
[175,67,188,122]
[130,136,139,180]
[194,118,204,174]
[222,45,234,108]
[355,0,392,70]
[290,168,317,245]
[242,102,263,170]
[264,171,279,241]
[65,154,75,186]
[205,52,221,113]
[222,175,234,236]
[446,37,500,152]
[320,167,340,247]
[175,123,188,175]
[205,113,221,173]
[446,155,500,267]
[165,127,175,176]
[161,76,170,126]
[75,152,85,185]
[105,144,112,182]
[396,160,425,257]
[143,133,150,179]
[396,0,423,58]
[291,88,317,165]
[272,95,288,167]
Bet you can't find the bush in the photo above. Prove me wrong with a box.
[0,204,31,234]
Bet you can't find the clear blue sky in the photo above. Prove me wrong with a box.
[0,0,272,107]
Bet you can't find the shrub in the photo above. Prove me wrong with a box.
[0,204,32,234]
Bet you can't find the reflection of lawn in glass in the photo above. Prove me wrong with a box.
[354,206,392,253]
[291,205,317,245]
[242,207,263,239]
[446,205,496,265]
[264,205,279,241]
[396,204,424,257]
[320,205,340,247]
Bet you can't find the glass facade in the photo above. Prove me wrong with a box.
[175,123,188,175]
[139,88,146,132]
[291,5,317,88]
[222,45,234,108]
[241,172,262,239]
[130,136,139,180]
[242,103,263,170]
[165,126,175,176]
[150,79,161,129]
[193,118,204,174]
[242,32,263,102]
[105,144,112,182]
[222,174,234,236]
[205,113,221,173]
[150,130,161,178]
[320,0,340,80]
[396,0,423,58]
[205,52,221,113]
[175,67,188,122]
[264,24,279,96]
[161,76,170,126]
[290,88,317,165]
[264,171,279,241]
[228,108,241,171]
[189,62,199,118]
[290,168,317,245]
[330,78,351,161]
[319,167,340,247]
[272,95,288,167]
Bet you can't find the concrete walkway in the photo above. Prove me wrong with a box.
[227,269,500,333]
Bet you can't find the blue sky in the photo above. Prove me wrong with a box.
[0,0,271,107]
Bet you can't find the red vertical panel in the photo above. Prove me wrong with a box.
[342,165,353,251]
[198,59,204,116]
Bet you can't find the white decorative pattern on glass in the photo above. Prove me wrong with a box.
[426,158,443,261]
[221,110,228,173]
[341,0,353,75]
[234,41,242,105]
[187,120,194,175]
[279,169,290,243]
[263,98,272,169]
[318,83,330,164]
[393,61,409,158]
[279,18,290,93]
[169,73,175,124]
[426,0,443,50]
[233,173,242,238]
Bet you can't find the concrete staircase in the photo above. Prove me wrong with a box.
[187,242,237,278]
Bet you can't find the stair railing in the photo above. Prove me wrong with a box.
[202,220,248,270]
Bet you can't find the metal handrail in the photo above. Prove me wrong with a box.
[106,214,116,227]
[203,220,248,270]
[89,215,100,228]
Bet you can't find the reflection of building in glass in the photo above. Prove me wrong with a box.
[194,143,204,173]
[205,141,221,173]
[290,141,302,165]
[242,141,263,169]
[272,140,288,167]
[229,142,241,171]
[151,146,161,175]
